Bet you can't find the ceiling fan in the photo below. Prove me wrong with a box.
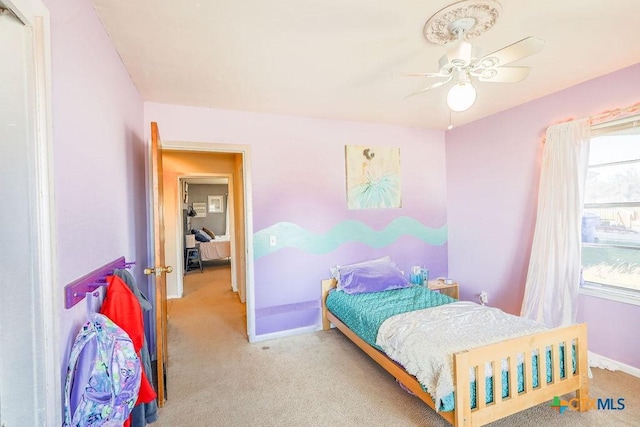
[403,0,544,112]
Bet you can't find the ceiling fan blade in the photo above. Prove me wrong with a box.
[476,37,544,68]
[404,77,452,98]
[477,66,531,83]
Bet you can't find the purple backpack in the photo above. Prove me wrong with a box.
[63,313,141,426]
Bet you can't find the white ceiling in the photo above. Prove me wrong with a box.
[90,0,640,130]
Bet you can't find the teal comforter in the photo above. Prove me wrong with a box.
[326,285,455,349]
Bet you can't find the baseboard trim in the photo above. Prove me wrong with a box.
[250,325,322,343]
[589,351,640,378]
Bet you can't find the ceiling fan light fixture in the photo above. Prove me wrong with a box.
[447,81,477,112]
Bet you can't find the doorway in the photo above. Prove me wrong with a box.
[159,144,254,341]
[178,176,234,294]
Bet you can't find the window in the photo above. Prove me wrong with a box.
[581,115,640,305]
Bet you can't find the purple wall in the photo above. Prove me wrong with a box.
[44,0,147,384]
[145,103,449,335]
[446,63,640,369]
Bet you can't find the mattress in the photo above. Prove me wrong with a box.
[325,286,575,412]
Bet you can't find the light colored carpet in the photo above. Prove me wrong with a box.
[154,265,639,426]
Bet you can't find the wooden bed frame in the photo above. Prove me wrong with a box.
[321,279,590,426]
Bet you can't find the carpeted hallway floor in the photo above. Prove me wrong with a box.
[153,263,639,426]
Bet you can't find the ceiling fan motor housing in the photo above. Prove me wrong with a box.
[448,17,477,38]
[439,39,482,74]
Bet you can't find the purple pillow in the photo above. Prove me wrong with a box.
[335,257,410,294]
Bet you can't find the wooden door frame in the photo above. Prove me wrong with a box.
[157,140,256,341]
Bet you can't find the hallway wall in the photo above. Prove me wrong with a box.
[187,183,229,236]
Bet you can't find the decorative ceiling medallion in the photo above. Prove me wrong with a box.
[424,0,502,45]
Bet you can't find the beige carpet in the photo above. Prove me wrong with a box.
[154,264,639,426]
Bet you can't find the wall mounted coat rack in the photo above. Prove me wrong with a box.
[64,256,134,309]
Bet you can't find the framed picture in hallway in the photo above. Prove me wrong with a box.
[208,195,224,213]
[193,202,207,217]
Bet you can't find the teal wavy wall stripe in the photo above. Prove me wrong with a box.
[254,217,447,258]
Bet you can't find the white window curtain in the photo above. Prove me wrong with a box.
[521,119,591,327]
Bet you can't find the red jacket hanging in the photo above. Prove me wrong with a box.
[101,275,157,408]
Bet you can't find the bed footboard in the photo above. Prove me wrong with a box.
[453,323,589,426]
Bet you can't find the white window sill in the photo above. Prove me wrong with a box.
[579,285,640,307]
